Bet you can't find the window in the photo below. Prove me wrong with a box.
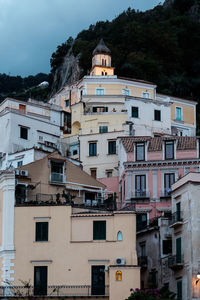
[96,88,104,95]
[89,142,97,156]
[20,126,28,140]
[154,110,161,121]
[177,280,182,300]
[122,88,130,96]
[108,141,116,155]
[51,161,64,182]
[65,100,69,107]
[93,221,106,240]
[132,106,139,118]
[162,240,172,255]
[116,271,122,281]
[136,214,147,231]
[17,161,23,167]
[90,168,97,179]
[135,175,146,197]
[35,222,48,242]
[164,173,175,195]
[107,171,113,178]
[99,126,108,133]
[117,231,123,241]
[142,92,150,99]
[136,143,145,161]
[19,104,26,114]
[140,243,146,256]
[93,107,108,113]
[165,141,174,160]
[176,107,182,121]
[73,149,78,155]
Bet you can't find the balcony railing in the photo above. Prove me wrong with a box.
[0,285,109,297]
[168,255,184,270]
[160,188,172,199]
[169,211,183,227]
[132,190,150,202]
[138,256,148,268]
[50,172,64,183]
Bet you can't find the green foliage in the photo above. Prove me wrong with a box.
[126,287,176,300]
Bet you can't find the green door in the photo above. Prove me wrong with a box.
[176,237,182,263]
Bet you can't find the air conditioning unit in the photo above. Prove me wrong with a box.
[20,170,28,177]
[116,258,126,265]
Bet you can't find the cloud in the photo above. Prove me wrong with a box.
[0,0,164,76]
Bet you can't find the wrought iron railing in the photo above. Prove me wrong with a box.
[169,211,183,226]
[132,190,150,200]
[168,255,184,268]
[0,285,109,297]
[160,188,172,198]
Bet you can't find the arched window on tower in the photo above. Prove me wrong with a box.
[116,270,122,281]
[102,59,105,66]
[117,231,123,241]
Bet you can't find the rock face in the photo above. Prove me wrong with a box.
[50,48,82,97]
[163,0,175,8]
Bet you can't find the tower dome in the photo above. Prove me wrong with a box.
[90,39,114,76]
[92,39,111,56]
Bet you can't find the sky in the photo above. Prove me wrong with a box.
[0,0,164,77]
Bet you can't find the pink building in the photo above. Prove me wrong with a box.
[118,136,200,230]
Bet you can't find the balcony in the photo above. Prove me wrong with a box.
[131,190,150,202]
[169,211,183,228]
[138,256,148,269]
[168,255,184,270]
[160,188,172,200]
[0,285,109,297]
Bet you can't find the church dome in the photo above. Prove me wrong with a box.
[92,39,111,56]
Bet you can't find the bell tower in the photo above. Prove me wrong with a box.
[90,39,115,76]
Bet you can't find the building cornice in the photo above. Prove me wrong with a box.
[124,158,200,170]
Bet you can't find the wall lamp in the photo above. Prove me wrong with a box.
[196,273,200,285]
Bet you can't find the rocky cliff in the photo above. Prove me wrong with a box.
[50,48,82,97]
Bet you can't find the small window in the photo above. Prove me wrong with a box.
[108,141,116,155]
[89,142,97,156]
[35,222,48,242]
[65,100,69,107]
[17,161,23,167]
[99,126,108,133]
[142,92,150,99]
[51,161,64,182]
[176,107,182,121]
[136,143,145,161]
[73,149,78,155]
[20,127,28,140]
[154,110,161,121]
[93,221,106,240]
[96,88,104,95]
[90,168,97,179]
[117,231,123,241]
[162,240,172,255]
[132,107,138,118]
[107,171,113,178]
[165,141,174,160]
[122,89,130,96]
[116,270,122,281]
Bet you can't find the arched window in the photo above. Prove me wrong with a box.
[105,59,107,66]
[102,71,104,75]
[102,59,104,65]
[116,270,122,281]
[105,72,107,76]
[117,231,123,241]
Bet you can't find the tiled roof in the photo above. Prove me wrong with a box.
[121,136,197,153]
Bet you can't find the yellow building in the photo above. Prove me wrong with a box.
[0,153,140,300]
[49,40,196,198]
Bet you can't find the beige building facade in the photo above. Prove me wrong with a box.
[0,164,140,300]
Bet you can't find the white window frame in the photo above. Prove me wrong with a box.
[175,106,183,121]
[142,92,150,99]
[96,88,105,95]
[122,88,130,96]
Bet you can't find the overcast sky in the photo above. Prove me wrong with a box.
[0,0,164,77]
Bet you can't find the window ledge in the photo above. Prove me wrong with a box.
[49,181,66,186]
[107,153,117,156]
[88,154,99,157]
[34,241,49,243]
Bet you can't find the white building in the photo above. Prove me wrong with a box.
[0,98,68,154]
[170,172,200,300]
